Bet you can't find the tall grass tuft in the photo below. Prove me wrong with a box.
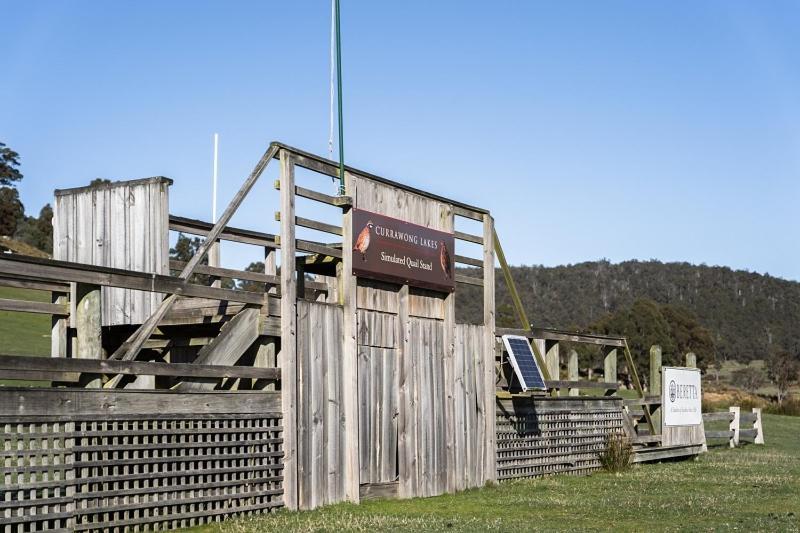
[598,432,633,473]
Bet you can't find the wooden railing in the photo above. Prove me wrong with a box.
[703,406,764,447]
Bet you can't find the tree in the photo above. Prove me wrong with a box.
[0,142,23,187]
[0,187,24,236]
[766,350,799,405]
[731,366,765,394]
[14,203,53,253]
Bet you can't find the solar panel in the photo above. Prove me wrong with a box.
[502,335,547,391]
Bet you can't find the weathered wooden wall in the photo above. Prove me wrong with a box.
[495,397,624,479]
[53,177,171,327]
[296,301,347,510]
[0,388,283,532]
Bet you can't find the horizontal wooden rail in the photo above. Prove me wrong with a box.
[0,354,280,381]
[0,255,272,306]
[454,230,483,245]
[455,274,483,286]
[496,327,626,347]
[0,298,69,316]
[169,260,279,285]
[169,215,279,248]
[0,276,70,293]
[274,211,343,237]
[546,380,619,391]
[702,412,735,422]
[454,254,483,267]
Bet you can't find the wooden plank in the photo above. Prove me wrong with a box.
[359,482,399,501]
[454,230,483,244]
[280,149,299,511]
[296,215,343,236]
[169,215,278,248]
[0,255,270,305]
[482,213,496,484]
[175,308,261,390]
[454,273,483,286]
[0,298,69,315]
[0,354,280,380]
[341,170,360,503]
[293,185,352,208]
[169,260,279,285]
[496,327,626,347]
[0,276,69,293]
[453,205,484,221]
[702,412,735,422]
[453,254,483,267]
[0,389,282,416]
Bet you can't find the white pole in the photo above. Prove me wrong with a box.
[212,133,219,223]
[209,133,221,278]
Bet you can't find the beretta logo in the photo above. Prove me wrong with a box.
[669,380,677,402]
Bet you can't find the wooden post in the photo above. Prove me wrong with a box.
[729,406,740,448]
[752,408,764,444]
[51,292,69,358]
[567,349,579,396]
[685,352,697,368]
[279,149,298,510]
[75,283,102,388]
[341,170,360,503]
[650,345,662,432]
[482,214,496,484]
[603,347,617,386]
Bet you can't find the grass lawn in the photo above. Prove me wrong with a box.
[192,414,800,532]
[0,286,53,386]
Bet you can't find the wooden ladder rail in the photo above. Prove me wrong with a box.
[492,228,551,382]
[623,339,657,436]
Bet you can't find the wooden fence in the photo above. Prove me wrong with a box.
[703,407,764,448]
[0,388,283,532]
[495,397,624,479]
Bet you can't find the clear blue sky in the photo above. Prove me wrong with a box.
[3,1,799,280]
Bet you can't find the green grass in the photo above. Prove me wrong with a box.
[0,286,53,386]
[192,414,800,532]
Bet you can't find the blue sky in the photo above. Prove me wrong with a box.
[3,1,799,280]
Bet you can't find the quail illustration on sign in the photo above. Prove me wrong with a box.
[351,208,455,292]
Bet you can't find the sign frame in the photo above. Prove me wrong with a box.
[662,366,702,427]
[350,208,456,293]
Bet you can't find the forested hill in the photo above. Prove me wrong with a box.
[456,260,800,363]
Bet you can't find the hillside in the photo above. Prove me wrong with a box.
[456,260,800,363]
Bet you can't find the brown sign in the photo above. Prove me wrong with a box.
[351,208,455,292]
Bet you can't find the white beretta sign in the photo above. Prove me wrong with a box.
[662,367,702,426]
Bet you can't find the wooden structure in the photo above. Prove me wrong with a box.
[703,406,764,447]
[0,142,705,531]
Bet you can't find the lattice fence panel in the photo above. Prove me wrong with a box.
[1,413,282,532]
[496,399,624,480]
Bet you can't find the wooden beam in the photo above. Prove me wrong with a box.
[0,255,270,306]
[175,308,261,391]
[0,354,280,380]
[0,276,69,293]
[169,260,279,285]
[454,230,483,245]
[279,149,298,511]
[454,274,483,286]
[341,169,360,503]
[169,215,279,248]
[454,254,482,267]
[0,298,68,315]
[482,213,497,484]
